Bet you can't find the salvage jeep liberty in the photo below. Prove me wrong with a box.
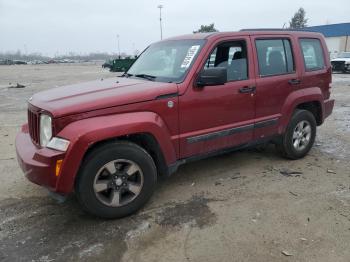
[16,31,334,218]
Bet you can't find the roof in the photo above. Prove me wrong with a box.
[164,33,215,40]
[302,23,350,37]
[164,30,322,41]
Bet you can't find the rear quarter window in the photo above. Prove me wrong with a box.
[299,38,325,71]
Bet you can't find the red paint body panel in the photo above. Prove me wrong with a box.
[251,34,300,140]
[55,112,177,193]
[15,124,64,191]
[31,77,178,118]
[324,99,335,119]
[278,88,324,133]
[15,31,335,195]
[178,35,255,157]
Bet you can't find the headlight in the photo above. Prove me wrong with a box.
[40,114,52,147]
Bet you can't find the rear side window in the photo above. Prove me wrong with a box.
[299,38,325,71]
[255,39,294,76]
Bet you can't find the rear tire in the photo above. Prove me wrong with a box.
[277,109,316,159]
[75,141,157,219]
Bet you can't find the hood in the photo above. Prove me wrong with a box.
[331,57,350,62]
[30,77,178,117]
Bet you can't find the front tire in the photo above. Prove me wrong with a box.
[277,109,316,159]
[76,141,157,219]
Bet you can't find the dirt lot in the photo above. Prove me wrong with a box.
[0,64,349,262]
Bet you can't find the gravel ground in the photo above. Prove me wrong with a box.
[0,64,349,262]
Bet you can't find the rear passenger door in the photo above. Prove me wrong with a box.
[251,35,300,140]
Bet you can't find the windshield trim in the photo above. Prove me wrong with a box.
[126,39,207,84]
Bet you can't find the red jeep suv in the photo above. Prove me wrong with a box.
[16,31,334,218]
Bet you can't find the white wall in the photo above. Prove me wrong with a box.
[325,37,342,59]
[325,36,350,59]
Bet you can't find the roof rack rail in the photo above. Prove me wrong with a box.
[240,28,300,32]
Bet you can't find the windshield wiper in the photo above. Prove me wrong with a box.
[134,74,156,81]
[120,72,133,78]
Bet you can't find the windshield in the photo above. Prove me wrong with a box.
[126,39,206,83]
[338,52,350,58]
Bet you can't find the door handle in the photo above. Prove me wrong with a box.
[288,79,301,85]
[239,85,256,93]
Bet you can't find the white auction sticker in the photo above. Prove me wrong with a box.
[181,45,200,68]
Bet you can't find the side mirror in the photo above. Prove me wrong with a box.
[196,67,227,87]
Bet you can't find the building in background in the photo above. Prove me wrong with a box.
[302,23,350,58]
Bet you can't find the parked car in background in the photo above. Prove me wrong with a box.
[0,59,13,65]
[331,52,350,72]
[102,61,112,69]
[0,59,27,65]
[102,57,137,72]
[13,60,27,65]
[16,30,334,218]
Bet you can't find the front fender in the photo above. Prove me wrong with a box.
[278,87,324,134]
[55,112,177,193]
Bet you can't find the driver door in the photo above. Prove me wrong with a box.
[179,37,256,158]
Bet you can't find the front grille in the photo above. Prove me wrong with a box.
[331,61,345,71]
[28,109,40,145]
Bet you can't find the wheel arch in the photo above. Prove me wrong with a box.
[81,132,169,178]
[296,101,322,126]
[54,112,177,193]
[278,87,324,134]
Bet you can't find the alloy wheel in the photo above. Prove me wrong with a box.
[93,159,144,207]
[292,120,312,151]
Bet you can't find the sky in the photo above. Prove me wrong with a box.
[0,0,349,57]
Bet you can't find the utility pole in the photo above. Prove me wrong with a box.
[117,34,120,58]
[157,4,163,40]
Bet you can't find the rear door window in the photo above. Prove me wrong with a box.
[255,39,294,77]
[299,38,325,71]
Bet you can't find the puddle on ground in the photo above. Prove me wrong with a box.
[0,195,217,261]
[0,197,141,261]
[155,196,217,229]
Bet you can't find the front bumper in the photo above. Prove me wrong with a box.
[15,124,66,192]
[331,61,350,72]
